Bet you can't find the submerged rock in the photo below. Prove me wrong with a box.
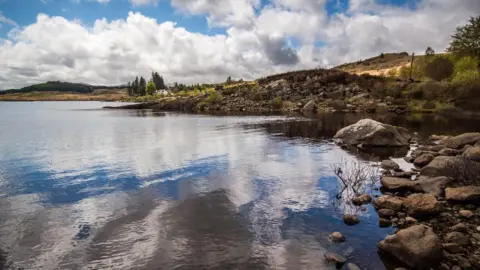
[440,133,480,149]
[378,225,442,269]
[342,262,361,270]
[334,119,411,147]
[381,160,400,170]
[351,194,372,205]
[324,252,347,268]
[378,209,396,218]
[342,214,360,225]
[446,186,480,202]
[404,194,441,217]
[329,232,346,243]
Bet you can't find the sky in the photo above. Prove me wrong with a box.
[0,0,479,89]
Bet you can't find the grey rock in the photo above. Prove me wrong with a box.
[463,146,480,162]
[445,232,469,246]
[329,232,345,243]
[450,223,467,233]
[440,132,480,149]
[302,99,316,112]
[446,186,480,202]
[334,119,411,147]
[404,156,415,163]
[420,156,480,178]
[414,154,435,167]
[439,148,462,156]
[444,243,466,254]
[378,225,442,269]
[324,252,347,268]
[381,160,400,170]
[375,196,404,211]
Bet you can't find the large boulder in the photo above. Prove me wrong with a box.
[414,154,435,167]
[440,133,480,149]
[334,119,411,147]
[417,176,453,197]
[375,195,404,211]
[445,186,480,203]
[381,177,422,192]
[381,176,452,196]
[404,194,441,217]
[378,225,443,269]
[463,146,480,162]
[421,156,480,180]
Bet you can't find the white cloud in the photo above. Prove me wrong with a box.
[129,0,159,6]
[0,0,479,89]
[0,11,17,27]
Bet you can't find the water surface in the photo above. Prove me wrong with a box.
[0,102,478,270]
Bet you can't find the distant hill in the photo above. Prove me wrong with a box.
[335,52,433,76]
[0,81,126,95]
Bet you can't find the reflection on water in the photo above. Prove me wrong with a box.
[0,102,479,270]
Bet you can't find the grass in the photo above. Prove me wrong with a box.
[407,100,454,113]
[0,89,127,101]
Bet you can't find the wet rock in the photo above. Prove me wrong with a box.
[430,134,451,142]
[450,223,467,232]
[414,154,435,167]
[379,218,392,227]
[391,171,414,178]
[420,156,480,178]
[333,119,411,147]
[405,216,417,226]
[342,262,361,270]
[459,210,474,219]
[378,209,396,218]
[439,148,462,156]
[381,177,421,193]
[417,176,453,197]
[463,146,480,162]
[403,156,414,163]
[381,160,400,170]
[329,232,345,243]
[302,100,316,112]
[342,214,360,225]
[446,186,480,203]
[440,133,480,149]
[324,252,347,268]
[444,243,467,254]
[375,196,404,211]
[351,194,372,205]
[378,225,442,269]
[404,193,441,217]
[445,232,469,246]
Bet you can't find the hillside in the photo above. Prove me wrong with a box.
[336,52,428,76]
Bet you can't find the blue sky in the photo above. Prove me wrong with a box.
[0,0,478,89]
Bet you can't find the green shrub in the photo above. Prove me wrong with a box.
[205,91,223,104]
[397,66,410,80]
[452,56,480,83]
[146,81,156,95]
[453,70,480,83]
[425,57,454,81]
[271,96,283,109]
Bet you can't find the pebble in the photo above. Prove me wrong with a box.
[459,210,474,219]
[405,216,417,225]
[378,209,396,218]
[329,232,345,243]
[451,223,467,233]
[379,218,392,228]
[477,226,480,232]
[342,214,360,226]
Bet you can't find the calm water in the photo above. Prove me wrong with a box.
[0,102,478,270]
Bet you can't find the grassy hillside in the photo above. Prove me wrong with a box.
[1,81,95,94]
[336,52,436,76]
[0,89,127,101]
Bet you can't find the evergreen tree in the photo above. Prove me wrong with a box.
[226,76,232,84]
[133,76,139,96]
[152,72,166,90]
[139,76,147,96]
[127,82,133,96]
[425,46,435,56]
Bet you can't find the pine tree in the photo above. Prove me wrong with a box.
[139,76,146,96]
[133,77,139,96]
[152,72,166,90]
[127,82,133,96]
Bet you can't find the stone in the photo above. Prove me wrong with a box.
[378,209,396,218]
[381,177,421,192]
[333,119,411,147]
[381,160,400,170]
[439,148,462,156]
[414,154,435,167]
[451,223,467,232]
[444,243,466,254]
[378,225,443,269]
[444,253,472,269]
[302,99,316,112]
[441,133,480,149]
[329,232,345,243]
[404,193,441,217]
[342,214,360,225]
[392,171,414,178]
[459,210,474,218]
[403,156,414,163]
[405,216,417,225]
[463,146,480,162]
[324,252,347,268]
[417,176,453,197]
[379,218,392,227]
[375,196,404,211]
[430,134,450,141]
[342,263,361,270]
[445,232,469,246]
[446,186,480,202]
[351,194,372,205]
[420,156,480,178]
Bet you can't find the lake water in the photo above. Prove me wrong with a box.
[0,102,479,270]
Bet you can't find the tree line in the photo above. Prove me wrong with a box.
[127,72,166,96]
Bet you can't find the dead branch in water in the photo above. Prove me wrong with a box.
[330,158,380,199]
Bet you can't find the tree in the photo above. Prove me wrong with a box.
[425,57,454,81]
[447,16,480,59]
[146,81,156,95]
[127,82,133,96]
[139,76,146,96]
[133,76,139,96]
[425,46,435,56]
[226,76,232,84]
[151,72,166,90]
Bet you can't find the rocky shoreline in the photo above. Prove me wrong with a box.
[329,119,480,270]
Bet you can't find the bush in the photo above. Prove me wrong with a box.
[271,96,283,109]
[387,68,397,77]
[452,56,480,83]
[397,66,410,80]
[425,57,454,81]
[205,91,223,104]
[453,70,480,83]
